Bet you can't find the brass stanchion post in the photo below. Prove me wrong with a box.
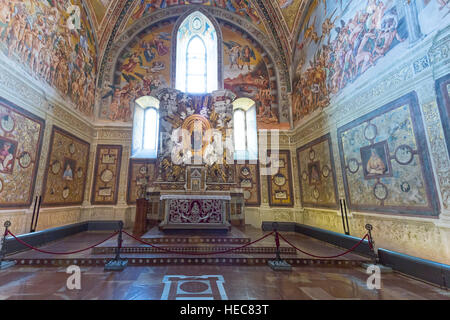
[0,221,16,270]
[104,221,128,271]
[268,222,292,271]
[361,224,392,273]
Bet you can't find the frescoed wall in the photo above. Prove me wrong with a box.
[436,73,450,158]
[0,0,97,117]
[297,134,339,209]
[90,0,111,25]
[292,0,450,125]
[99,22,173,122]
[278,0,303,32]
[42,127,90,207]
[100,17,286,128]
[91,145,122,205]
[337,92,440,216]
[0,98,45,208]
[122,0,264,33]
[222,24,281,129]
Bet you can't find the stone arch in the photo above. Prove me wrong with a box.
[97,5,291,125]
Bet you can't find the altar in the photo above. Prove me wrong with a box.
[158,194,231,232]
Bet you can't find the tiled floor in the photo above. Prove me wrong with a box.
[0,265,449,300]
[0,226,449,300]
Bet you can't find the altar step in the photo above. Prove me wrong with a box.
[139,226,252,244]
[139,236,251,244]
[11,257,367,267]
[91,246,297,255]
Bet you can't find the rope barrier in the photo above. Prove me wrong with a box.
[5,226,370,260]
[123,230,275,256]
[7,230,119,255]
[277,232,370,259]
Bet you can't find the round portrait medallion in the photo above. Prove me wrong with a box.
[139,166,147,175]
[69,143,76,155]
[274,173,286,186]
[347,158,360,174]
[364,123,378,141]
[101,169,113,183]
[302,171,308,181]
[51,160,61,175]
[322,165,330,178]
[312,187,320,200]
[400,181,411,193]
[241,166,250,176]
[18,152,32,169]
[395,145,414,165]
[76,168,83,179]
[309,149,316,161]
[0,114,14,132]
[62,187,70,199]
[374,183,388,201]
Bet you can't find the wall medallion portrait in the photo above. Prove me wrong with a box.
[240,178,253,188]
[308,161,321,185]
[241,166,251,176]
[1,114,14,132]
[62,187,70,199]
[0,138,17,174]
[274,173,286,187]
[69,143,76,155]
[51,160,61,175]
[394,145,414,165]
[18,152,32,169]
[100,169,114,183]
[360,141,392,179]
[62,158,77,181]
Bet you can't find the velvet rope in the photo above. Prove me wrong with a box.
[278,233,369,259]
[7,230,119,255]
[123,230,275,256]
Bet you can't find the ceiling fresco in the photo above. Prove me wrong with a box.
[81,0,310,68]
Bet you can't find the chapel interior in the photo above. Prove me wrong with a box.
[0,0,449,301]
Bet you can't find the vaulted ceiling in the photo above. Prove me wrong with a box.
[83,0,309,69]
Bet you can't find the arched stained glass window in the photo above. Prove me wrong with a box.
[233,98,258,161]
[132,96,160,159]
[176,11,218,93]
[186,36,207,93]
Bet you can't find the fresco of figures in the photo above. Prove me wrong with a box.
[292,0,450,124]
[222,25,279,128]
[100,24,172,122]
[0,0,97,117]
[124,0,263,31]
